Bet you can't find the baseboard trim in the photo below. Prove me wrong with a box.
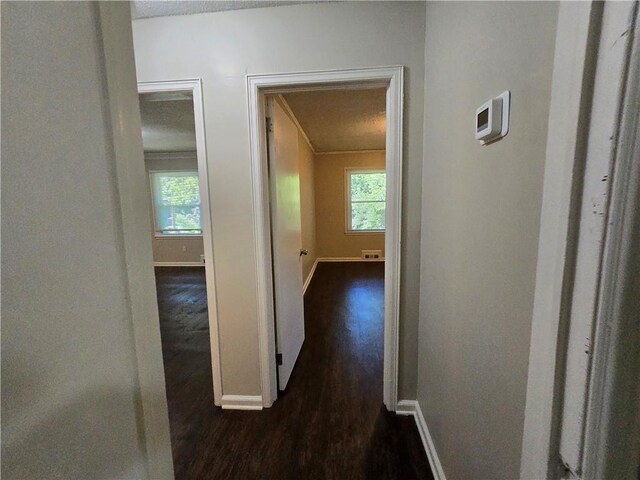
[302,256,383,294]
[303,258,319,295]
[396,399,418,416]
[396,400,447,480]
[316,257,385,263]
[153,261,205,267]
[220,395,263,410]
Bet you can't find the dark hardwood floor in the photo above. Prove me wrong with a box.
[154,263,433,479]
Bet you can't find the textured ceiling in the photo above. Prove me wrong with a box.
[282,89,386,153]
[139,92,196,152]
[139,88,386,153]
[131,1,312,19]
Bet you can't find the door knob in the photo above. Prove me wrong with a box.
[299,249,308,256]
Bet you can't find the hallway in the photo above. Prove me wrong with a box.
[155,263,432,479]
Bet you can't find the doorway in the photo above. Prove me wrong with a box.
[137,79,222,411]
[266,90,388,394]
[248,67,404,409]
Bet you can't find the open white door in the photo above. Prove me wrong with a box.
[267,97,305,391]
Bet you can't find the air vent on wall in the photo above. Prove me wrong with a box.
[361,250,382,260]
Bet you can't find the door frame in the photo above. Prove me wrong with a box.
[246,66,404,409]
[138,79,223,406]
[520,2,640,477]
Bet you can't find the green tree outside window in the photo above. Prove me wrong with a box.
[150,171,202,235]
[348,171,385,231]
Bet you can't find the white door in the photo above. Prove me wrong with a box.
[267,97,305,391]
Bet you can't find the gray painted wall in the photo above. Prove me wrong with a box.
[417,2,558,478]
[1,2,170,477]
[132,1,426,399]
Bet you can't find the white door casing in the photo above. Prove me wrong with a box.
[267,97,306,390]
[138,79,223,407]
[247,66,403,409]
[521,2,640,478]
[557,2,636,473]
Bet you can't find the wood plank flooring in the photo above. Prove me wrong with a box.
[154,263,433,479]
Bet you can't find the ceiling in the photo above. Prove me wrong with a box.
[131,1,312,20]
[282,88,386,153]
[139,92,196,152]
[138,88,386,153]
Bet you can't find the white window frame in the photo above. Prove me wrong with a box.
[149,169,203,237]
[344,167,386,235]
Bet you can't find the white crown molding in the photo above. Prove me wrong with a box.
[276,94,317,154]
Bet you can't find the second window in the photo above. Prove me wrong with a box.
[346,169,386,233]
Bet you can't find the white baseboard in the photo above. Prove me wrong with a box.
[303,258,319,295]
[396,400,447,480]
[396,399,419,416]
[153,261,204,267]
[316,256,385,262]
[220,395,263,410]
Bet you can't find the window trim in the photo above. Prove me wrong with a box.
[344,167,386,235]
[149,169,203,238]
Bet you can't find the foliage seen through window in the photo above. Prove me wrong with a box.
[150,171,202,235]
[349,171,385,231]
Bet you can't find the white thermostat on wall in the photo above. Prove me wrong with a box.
[475,90,510,145]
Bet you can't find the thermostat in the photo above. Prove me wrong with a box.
[476,91,510,145]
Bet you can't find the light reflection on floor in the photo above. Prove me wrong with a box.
[343,278,384,351]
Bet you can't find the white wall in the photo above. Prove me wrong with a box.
[132,1,426,399]
[2,2,171,478]
[417,2,558,478]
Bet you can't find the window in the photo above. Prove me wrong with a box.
[346,169,386,232]
[149,171,202,236]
